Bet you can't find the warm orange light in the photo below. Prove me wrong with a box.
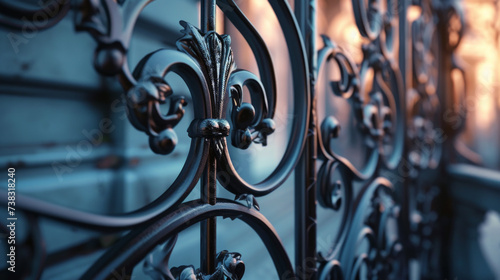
[326,1,364,62]
[407,5,422,22]
[216,6,225,35]
[456,0,500,134]
[475,64,496,130]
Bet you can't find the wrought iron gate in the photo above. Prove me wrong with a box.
[1,0,499,279]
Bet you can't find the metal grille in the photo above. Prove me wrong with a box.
[2,0,498,279]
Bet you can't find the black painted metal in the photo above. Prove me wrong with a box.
[295,1,318,279]
[0,0,494,279]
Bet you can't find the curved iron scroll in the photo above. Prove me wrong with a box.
[82,199,293,280]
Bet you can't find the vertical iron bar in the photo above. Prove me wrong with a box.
[201,0,216,33]
[200,0,217,275]
[439,5,456,165]
[398,0,410,279]
[295,0,317,279]
[438,5,457,277]
[201,146,217,274]
[399,0,408,88]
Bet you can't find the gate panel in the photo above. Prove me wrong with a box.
[1,0,492,279]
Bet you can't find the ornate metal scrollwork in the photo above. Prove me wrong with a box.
[144,235,245,280]
[78,199,294,279]
[75,0,304,278]
[0,0,472,278]
[127,75,188,155]
[407,88,441,170]
[77,0,280,157]
[228,70,276,149]
[319,179,402,280]
[169,251,244,280]
[406,0,466,278]
[76,0,153,77]
[315,0,405,278]
[317,34,403,180]
[176,20,235,152]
